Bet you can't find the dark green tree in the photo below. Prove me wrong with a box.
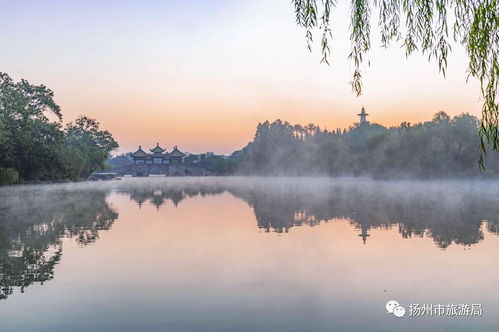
[0,72,119,182]
[0,72,65,180]
[63,116,119,179]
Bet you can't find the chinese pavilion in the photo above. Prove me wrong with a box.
[131,143,186,176]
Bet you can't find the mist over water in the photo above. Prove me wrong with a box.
[1,177,499,331]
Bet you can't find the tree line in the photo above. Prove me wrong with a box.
[231,112,499,178]
[109,111,499,178]
[0,72,118,184]
[4,71,497,182]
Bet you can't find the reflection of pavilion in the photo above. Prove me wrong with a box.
[129,190,148,208]
[127,188,187,210]
[151,190,166,211]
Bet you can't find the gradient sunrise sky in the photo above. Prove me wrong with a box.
[0,0,482,154]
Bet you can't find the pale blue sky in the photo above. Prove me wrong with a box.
[0,0,481,153]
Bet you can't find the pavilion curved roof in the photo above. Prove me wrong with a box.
[131,146,148,157]
[150,143,165,154]
[169,146,185,158]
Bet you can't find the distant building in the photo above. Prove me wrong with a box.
[131,143,186,176]
[357,106,369,125]
[168,146,186,176]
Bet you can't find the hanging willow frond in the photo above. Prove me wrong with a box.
[292,0,499,167]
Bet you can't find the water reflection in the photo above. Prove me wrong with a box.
[0,188,117,300]
[1,178,499,303]
[115,178,499,248]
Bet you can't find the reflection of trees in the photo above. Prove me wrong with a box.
[229,181,499,249]
[0,244,62,300]
[0,188,117,300]
[486,219,499,236]
[115,179,499,249]
[3,179,495,301]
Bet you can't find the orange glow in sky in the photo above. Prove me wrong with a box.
[0,1,481,154]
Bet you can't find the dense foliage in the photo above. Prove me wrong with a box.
[185,153,237,175]
[292,0,498,158]
[233,112,499,178]
[106,153,134,169]
[0,168,19,185]
[0,72,118,183]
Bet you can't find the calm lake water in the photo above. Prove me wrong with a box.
[1,177,498,331]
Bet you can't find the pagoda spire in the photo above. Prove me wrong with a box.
[357,106,369,125]
[358,225,371,244]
